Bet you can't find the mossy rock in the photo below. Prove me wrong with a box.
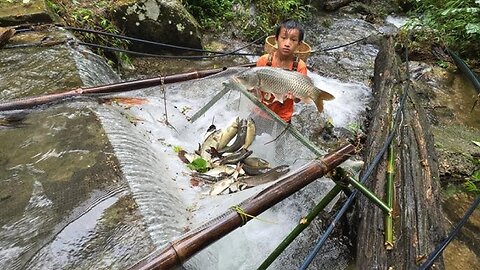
[0,0,60,26]
[110,0,203,53]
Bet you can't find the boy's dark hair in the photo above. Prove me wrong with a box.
[275,19,304,42]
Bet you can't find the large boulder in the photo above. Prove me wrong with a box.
[0,0,58,26]
[111,0,203,53]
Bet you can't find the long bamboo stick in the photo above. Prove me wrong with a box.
[347,176,392,214]
[0,63,256,111]
[257,184,344,270]
[384,113,395,250]
[129,143,356,270]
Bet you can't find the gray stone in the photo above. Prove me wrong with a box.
[111,0,203,53]
[0,0,58,27]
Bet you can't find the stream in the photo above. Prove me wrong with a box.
[0,11,479,270]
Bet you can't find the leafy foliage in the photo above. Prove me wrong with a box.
[46,0,131,68]
[463,141,480,194]
[182,0,312,40]
[405,0,480,61]
[181,0,235,30]
[242,0,312,39]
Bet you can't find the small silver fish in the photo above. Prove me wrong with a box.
[238,165,290,188]
[218,119,248,154]
[204,165,237,177]
[219,148,252,165]
[234,67,335,112]
[227,181,248,193]
[243,157,271,168]
[242,118,256,149]
[217,117,239,150]
[199,129,222,160]
[209,177,235,195]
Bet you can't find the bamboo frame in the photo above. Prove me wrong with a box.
[129,143,356,270]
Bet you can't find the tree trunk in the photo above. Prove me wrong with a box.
[354,36,446,269]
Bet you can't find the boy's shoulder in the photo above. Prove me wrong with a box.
[256,54,270,66]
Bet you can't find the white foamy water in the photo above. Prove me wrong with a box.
[309,72,372,127]
[385,15,409,28]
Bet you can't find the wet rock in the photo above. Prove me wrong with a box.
[0,0,59,26]
[0,26,15,48]
[110,0,202,53]
[442,193,480,259]
[305,15,379,83]
[410,61,480,184]
[324,0,354,11]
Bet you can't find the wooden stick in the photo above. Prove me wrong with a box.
[0,63,256,111]
[129,143,356,270]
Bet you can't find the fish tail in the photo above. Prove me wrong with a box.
[313,95,325,113]
[316,87,335,101]
[313,87,335,112]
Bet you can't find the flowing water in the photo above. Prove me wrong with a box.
[0,26,371,268]
[0,20,376,269]
[2,14,477,270]
[0,29,154,269]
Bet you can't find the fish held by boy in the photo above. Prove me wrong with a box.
[233,66,335,112]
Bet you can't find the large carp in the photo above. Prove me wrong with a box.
[234,67,335,112]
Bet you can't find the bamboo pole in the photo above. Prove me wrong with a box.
[333,167,391,214]
[129,143,356,270]
[0,63,256,111]
[384,110,395,250]
[257,184,344,270]
[347,176,391,214]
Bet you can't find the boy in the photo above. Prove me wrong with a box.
[256,19,307,123]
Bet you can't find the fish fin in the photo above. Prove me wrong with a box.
[313,95,325,113]
[315,87,335,101]
[272,93,285,104]
[298,97,312,104]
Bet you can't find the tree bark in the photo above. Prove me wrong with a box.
[355,37,446,269]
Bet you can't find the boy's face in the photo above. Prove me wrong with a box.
[276,27,301,58]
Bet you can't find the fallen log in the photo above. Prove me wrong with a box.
[130,143,356,270]
[354,37,446,269]
[0,62,256,111]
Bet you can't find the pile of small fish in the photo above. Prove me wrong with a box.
[179,117,290,195]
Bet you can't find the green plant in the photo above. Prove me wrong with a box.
[405,0,480,61]
[242,0,312,39]
[48,0,131,69]
[182,0,311,40]
[464,170,480,194]
[463,141,480,194]
[182,0,235,30]
[437,60,449,68]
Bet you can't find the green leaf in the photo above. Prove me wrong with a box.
[466,23,480,34]
[187,158,208,173]
[473,170,480,181]
[173,146,183,153]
